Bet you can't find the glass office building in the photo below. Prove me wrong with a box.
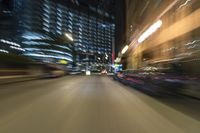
[0,0,115,69]
[0,0,24,55]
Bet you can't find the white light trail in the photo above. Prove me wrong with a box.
[65,33,74,41]
[179,0,192,9]
[0,39,21,47]
[138,20,162,43]
[121,45,129,54]
[24,53,73,61]
[0,49,9,53]
[10,46,25,51]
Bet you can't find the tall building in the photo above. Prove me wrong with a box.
[0,0,24,55]
[20,0,74,64]
[0,0,115,70]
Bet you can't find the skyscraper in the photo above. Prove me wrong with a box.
[0,0,115,70]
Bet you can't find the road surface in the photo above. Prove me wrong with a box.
[0,76,200,133]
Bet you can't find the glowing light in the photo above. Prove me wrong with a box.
[57,45,72,51]
[0,49,9,53]
[185,40,200,46]
[0,39,21,47]
[22,32,52,40]
[138,20,162,43]
[121,45,129,54]
[22,41,50,46]
[179,0,192,9]
[86,71,91,76]
[105,53,108,57]
[65,33,73,41]
[59,60,68,65]
[25,48,72,57]
[10,46,25,51]
[24,53,73,61]
[115,57,121,63]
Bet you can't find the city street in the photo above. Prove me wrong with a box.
[0,76,200,133]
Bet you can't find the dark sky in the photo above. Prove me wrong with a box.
[114,0,126,56]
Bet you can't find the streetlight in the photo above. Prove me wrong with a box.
[138,20,162,43]
[65,33,74,41]
[121,45,129,54]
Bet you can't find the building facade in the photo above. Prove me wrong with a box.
[0,0,115,70]
[124,0,200,71]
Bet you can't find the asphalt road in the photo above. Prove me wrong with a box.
[0,76,200,133]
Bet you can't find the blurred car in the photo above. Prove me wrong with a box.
[101,69,107,75]
[42,65,66,78]
[113,70,129,85]
[150,60,200,98]
[123,68,166,95]
[113,66,188,96]
[113,71,123,80]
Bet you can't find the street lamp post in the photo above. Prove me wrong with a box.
[121,45,129,54]
[65,33,74,42]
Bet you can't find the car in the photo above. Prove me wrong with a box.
[101,69,107,75]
